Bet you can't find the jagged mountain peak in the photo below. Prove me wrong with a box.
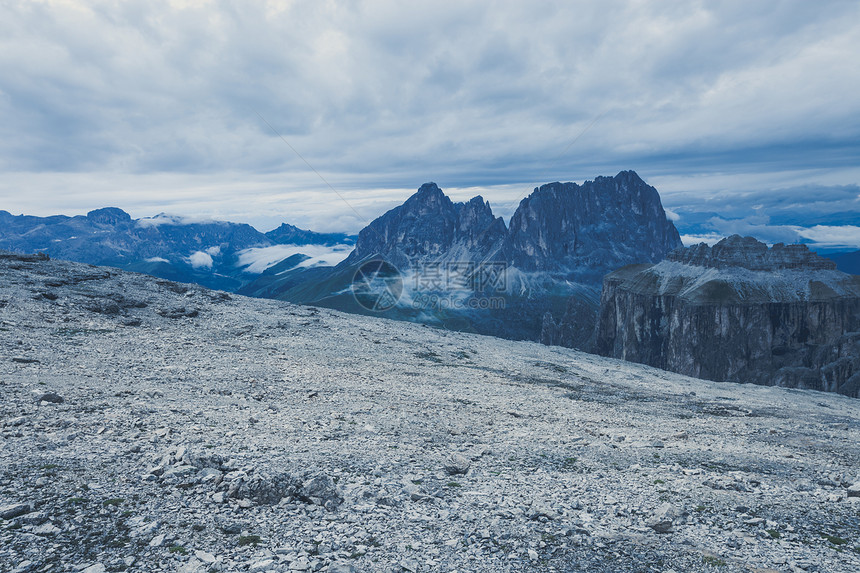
[401,182,454,214]
[611,169,646,184]
[264,223,356,247]
[458,195,497,220]
[415,181,444,196]
[271,222,301,232]
[262,173,683,350]
[347,183,506,267]
[530,170,648,197]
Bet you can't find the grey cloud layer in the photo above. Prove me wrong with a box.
[663,182,860,249]
[0,1,858,243]
[2,1,859,180]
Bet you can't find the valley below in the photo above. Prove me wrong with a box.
[2,253,860,573]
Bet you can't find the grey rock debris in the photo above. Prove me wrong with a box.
[443,453,471,476]
[1,252,859,572]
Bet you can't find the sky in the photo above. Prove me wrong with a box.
[0,1,858,249]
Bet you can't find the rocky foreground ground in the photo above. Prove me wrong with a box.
[1,253,859,573]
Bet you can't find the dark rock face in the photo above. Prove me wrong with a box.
[342,171,681,281]
[347,173,680,276]
[346,183,507,268]
[595,236,860,396]
[507,171,682,280]
[523,171,682,346]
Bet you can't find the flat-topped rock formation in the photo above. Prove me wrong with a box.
[596,236,860,396]
[666,234,837,271]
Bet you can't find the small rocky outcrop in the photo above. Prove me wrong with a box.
[86,207,133,226]
[595,235,860,396]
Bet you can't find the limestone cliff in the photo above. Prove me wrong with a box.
[595,235,860,396]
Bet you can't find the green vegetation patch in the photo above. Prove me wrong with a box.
[415,350,443,363]
[238,534,262,546]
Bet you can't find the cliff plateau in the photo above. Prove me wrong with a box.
[595,235,860,396]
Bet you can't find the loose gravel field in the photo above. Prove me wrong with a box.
[2,253,859,573]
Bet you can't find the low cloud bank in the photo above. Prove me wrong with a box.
[238,244,353,274]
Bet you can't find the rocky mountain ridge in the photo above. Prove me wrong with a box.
[2,171,681,346]
[247,171,681,346]
[666,235,837,271]
[0,208,355,292]
[341,171,682,278]
[264,224,354,248]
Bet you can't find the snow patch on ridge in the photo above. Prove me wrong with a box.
[648,259,857,301]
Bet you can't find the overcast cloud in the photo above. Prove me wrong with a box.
[0,1,858,246]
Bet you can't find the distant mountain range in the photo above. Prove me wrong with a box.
[0,208,355,291]
[4,170,856,347]
[827,250,860,275]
